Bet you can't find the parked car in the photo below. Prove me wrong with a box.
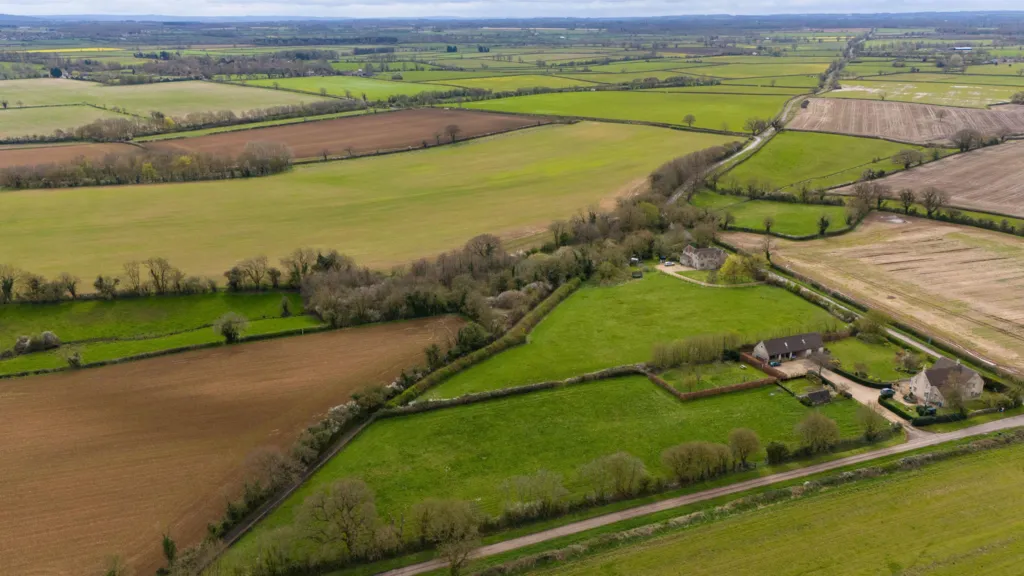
[769,360,782,367]
[916,405,937,416]
[664,261,676,267]
[880,388,896,399]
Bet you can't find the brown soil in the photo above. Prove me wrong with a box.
[725,214,1024,371]
[789,98,1024,144]
[145,109,548,160]
[0,316,462,576]
[836,140,1024,218]
[0,142,140,169]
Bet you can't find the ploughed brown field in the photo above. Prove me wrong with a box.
[789,98,1024,144]
[726,213,1024,372]
[0,142,140,169]
[836,140,1024,218]
[0,315,462,576]
[145,108,548,159]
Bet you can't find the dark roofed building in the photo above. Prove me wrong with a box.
[909,357,984,406]
[803,388,832,406]
[752,333,824,362]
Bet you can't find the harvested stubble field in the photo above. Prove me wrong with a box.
[823,80,1019,108]
[0,141,139,168]
[0,315,462,576]
[725,213,1024,370]
[788,98,1024,144]
[0,122,734,280]
[837,140,1024,218]
[145,108,546,159]
[537,442,1024,576]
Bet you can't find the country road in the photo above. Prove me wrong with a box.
[379,414,1024,576]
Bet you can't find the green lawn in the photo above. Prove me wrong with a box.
[0,78,334,116]
[828,337,908,382]
[783,377,822,395]
[228,376,864,561]
[0,105,126,138]
[691,191,849,237]
[428,74,599,91]
[426,274,837,398]
[0,291,304,345]
[461,91,791,131]
[536,443,1024,576]
[0,315,323,375]
[724,131,942,192]
[824,80,1020,108]
[0,123,735,280]
[243,76,440,101]
[660,361,767,393]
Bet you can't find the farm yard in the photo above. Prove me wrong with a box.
[534,443,1024,576]
[837,140,1024,218]
[788,98,1024,144]
[0,315,462,576]
[425,273,837,398]
[0,122,735,279]
[461,91,794,130]
[223,377,864,566]
[726,213,1024,369]
[144,108,547,159]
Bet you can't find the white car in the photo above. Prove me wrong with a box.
[664,261,676,267]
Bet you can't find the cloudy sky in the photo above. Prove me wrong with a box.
[2,0,1021,18]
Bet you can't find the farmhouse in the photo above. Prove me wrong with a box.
[908,357,984,406]
[680,245,727,270]
[753,333,824,362]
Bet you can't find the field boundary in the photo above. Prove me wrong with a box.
[645,371,778,401]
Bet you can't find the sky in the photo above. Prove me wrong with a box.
[2,0,1023,19]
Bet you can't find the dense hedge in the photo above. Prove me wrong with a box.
[878,396,915,420]
[830,365,893,389]
[388,277,582,406]
[647,371,777,402]
[912,413,966,427]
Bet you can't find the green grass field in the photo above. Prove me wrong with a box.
[694,62,830,78]
[133,109,370,141]
[825,80,1020,108]
[0,78,333,116]
[654,85,810,95]
[244,76,439,100]
[462,91,791,131]
[865,73,1024,88]
[0,291,303,345]
[0,315,322,375]
[559,70,703,83]
[0,123,734,280]
[691,191,849,236]
[722,75,822,88]
[0,105,127,138]
[723,132,940,192]
[429,74,599,90]
[536,442,1024,576]
[660,361,767,392]
[230,376,864,560]
[828,337,909,382]
[379,70,512,82]
[426,274,837,398]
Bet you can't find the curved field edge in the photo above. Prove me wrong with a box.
[0,122,736,280]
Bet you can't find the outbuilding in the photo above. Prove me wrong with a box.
[752,333,824,363]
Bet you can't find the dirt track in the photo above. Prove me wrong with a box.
[145,109,547,159]
[836,140,1024,218]
[789,98,1024,144]
[726,214,1024,369]
[0,316,461,576]
[0,142,140,169]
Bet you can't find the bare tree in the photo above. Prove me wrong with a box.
[445,124,462,142]
[239,255,270,289]
[144,257,175,294]
[548,220,569,247]
[817,213,831,236]
[808,350,834,375]
[743,117,769,135]
[760,236,775,262]
[578,452,650,499]
[899,188,916,214]
[683,114,696,127]
[951,128,982,152]
[728,428,761,468]
[763,216,775,234]
[281,247,318,288]
[921,187,948,218]
[0,264,19,303]
[858,404,889,441]
[55,272,79,300]
[298,478,380,560]
[122,261,145,294]
[892,149,924,169]
[796,411,840,453]
[408,499,481,576]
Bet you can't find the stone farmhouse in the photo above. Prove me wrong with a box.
[753,333,824,363]
[908,357,984,406]
[680,245,727,270]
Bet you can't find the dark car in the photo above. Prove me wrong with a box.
[880,388,896,399]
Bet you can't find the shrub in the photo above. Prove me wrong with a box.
[578,452,651,500]
[214,312,249,344]
[650,332,743,370]
[280,296,292,318]
[795,411,840,454]
[765,441,790,465]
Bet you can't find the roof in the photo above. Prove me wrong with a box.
[759,333,823,357]
[924,357,978,387]
[804,389,831,405]
[683,245,724,257]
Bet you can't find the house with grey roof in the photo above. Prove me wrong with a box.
[680,245,726,270]
[752,333,824,363]
[908,357,984,406]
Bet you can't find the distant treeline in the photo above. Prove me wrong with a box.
[254,36,399,46]
[137,53,337,80]
[0,142,292,189]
